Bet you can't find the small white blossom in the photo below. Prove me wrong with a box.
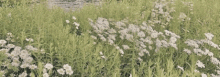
[6,44,15,49]
[99,52,103,55]
[19,71,27,77]
[122,45,130,50]
[0,40,7,46]
[183,48,191,54]
[66,69,73,75]
[137,31,145,37]
[63,64,72,70]
[43,73,49,77]
[43,69,47,73]
[20,63,30,68]
[196,60,205,68]
[66,20,70,23]
[44,63,53,70]
[201,73,207,77]
[29,65,38,70]
[74,22,80,27]
[119,49,124,55]
[57,68,65,75]
[210,57,220,65]
[205,33,214,40]
[177,65,184,71]
[72,16,76,20]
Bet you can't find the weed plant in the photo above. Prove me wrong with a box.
[0,0,220,77]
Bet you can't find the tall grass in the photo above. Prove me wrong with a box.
[0,0,220,77]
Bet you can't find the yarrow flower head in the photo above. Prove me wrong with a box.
[57,68,65,75]
[29,65,38,70]
[72,16,76,20]
[44,63,53,70]
[0,40,7,46]
[196,60,205,68]
[63,64,72,70]
[43,73,49,77]
[66,20,70,23]
[66,69,73,75]
[205,33,214,40]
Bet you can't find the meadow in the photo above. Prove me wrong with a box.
[0,0,220,77]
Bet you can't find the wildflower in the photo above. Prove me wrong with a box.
[177,65,184,71]
[72,16,76,20]
[128,24,140,33]
[151,32,159,38]
[20,63,30,68]
[138,57,143,62]
[91,35,97,39]
[6,44,15,49]
[74,22,80,27]
[25,38,34,42]
[66,69,73,75]
[205,33,214,40]
[122,45,130,50]
[63,64,72,70]
[29,65,38,70]
[196,60,205,68]
[185,39,199,48]
[66,20,70,23]
[0,48,9,53]
[101,56,106,59]
[0,40,7,46]
[210,57,220,65]
[10,51,19,58]
[119,49,124,55]
[138,51,144,57]
[179,12,187,21]
[14,46,22,51]
[193,48,203,56]
[25,45,34,50]
[108,28,117,33]
[169,37,177,43]
[207,52,214,57]
[137,31,145,37]
[156,39,162,47]
[99,52,103,55]
[11,61,20,67]
[44,63,53,70]
[183,48,191,55]
[23,57,33,63]
[43,69,47,73]
[43,73,49,77]
[108,39,114,45]
[129,74,132,77]
[194,69,199,73]
[161,40,169,47]
[125,34,134,42]
[108,34,116,41]
[57,68,65,75]
[169,43,178,50]
[115,21,126,29]
[148,46,152,50]
[19,71,27,77]
[201,73,207,77]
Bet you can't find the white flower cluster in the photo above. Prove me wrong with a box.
[148,0,176,28]
[56,64,74,75]
[0,33,48,77]
[66,16,80,29]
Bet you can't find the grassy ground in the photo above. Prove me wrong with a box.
[0,0,220,77]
